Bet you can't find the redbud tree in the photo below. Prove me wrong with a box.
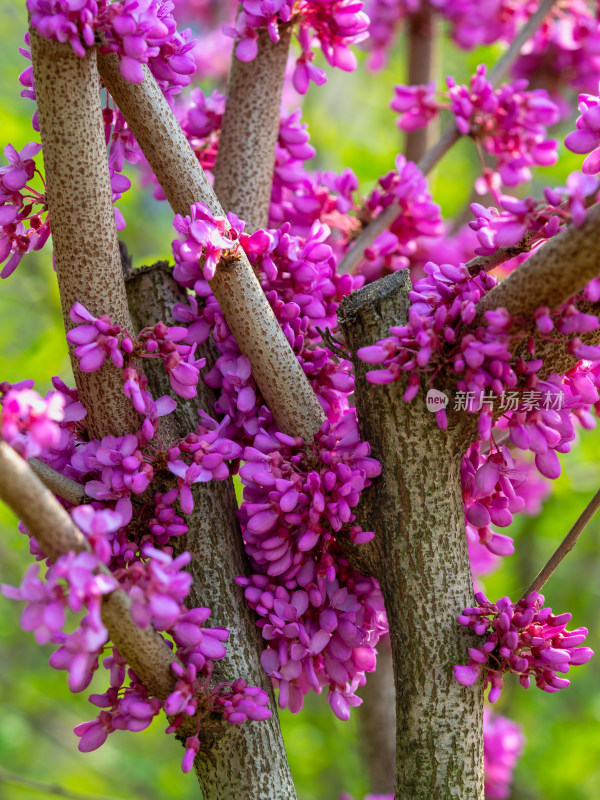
[1,1,600,799]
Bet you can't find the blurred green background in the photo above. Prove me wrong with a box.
[1,2,599,799]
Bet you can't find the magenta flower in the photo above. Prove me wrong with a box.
[455,591,593,703]
[565,91,600,174]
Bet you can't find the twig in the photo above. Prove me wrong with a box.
[404,5,440,164]
[520,487,600,602]
[337,0,559,276]
[474,204,600,323]
[315,326,352,360]
[29,458,87,505]
[487,0,557,86]
[0,766,124,800]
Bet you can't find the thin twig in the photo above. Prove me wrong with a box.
[29,458,87,505]
[0,766,124,800]
[520,487,600,602]
[315,326,353,360]
[337,0,560,276]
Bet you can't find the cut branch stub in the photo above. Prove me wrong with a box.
[125,263,298,800]
[97,53,325,442]
[214,27,292,232]
[29,32,141,439]
[339,271,484,800]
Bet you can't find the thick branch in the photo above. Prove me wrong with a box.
[97,53,325,441]
[0,441,177,699]
[214,28,292,231]
[339,272,484,799]
[474,204,600,323]
[125,264,298,800]
[404,7,439,164]
[29,32,140,439]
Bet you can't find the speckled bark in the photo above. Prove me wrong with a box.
[0,441,179,700]
[339,271,484,800]
[214,28,292,232]
[29,33,141,439]
[475,204,600,323]
[357,640,396,795]
[97,53,325,441]
[125,264,297,800]
[404,7,439,164]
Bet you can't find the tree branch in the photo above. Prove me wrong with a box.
[339,271,484,799]
[520,487,600,602]
[96,53,325,442]
[337,0,560,277]
[125,263,298,800]
[404,6,439,164]
[0,440,178,700]
[28,458,87,505]
[29,32,141,439]
[214,27,292,231]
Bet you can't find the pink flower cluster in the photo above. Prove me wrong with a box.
[446,65,559,188]
[0,142,51,279]
[67,301,206,407]
[237,413,384,718]
[0,385,66,459]
[470,170,599,255]
[28,0,196,88]
[224,1,370,93]
[359,154,442,281]
[454,591,594,702]
[172,200,244,283]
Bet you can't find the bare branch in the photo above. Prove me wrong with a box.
[520,487,600,602]
[29,458,87,505]
[214,27,292,231]
[404,6,440,164]
[96,53,325,442]
[29,32,141,439]
[337,0,560,276]
[0,441,178,700]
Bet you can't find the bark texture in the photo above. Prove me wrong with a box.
[125,264,298,800]
[339,271,485,800]
[29,33,140,439]
[214,27,292,232]
[97,53,325,441]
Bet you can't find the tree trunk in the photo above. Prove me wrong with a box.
[125,263,298,800]
[340,271,485,799]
